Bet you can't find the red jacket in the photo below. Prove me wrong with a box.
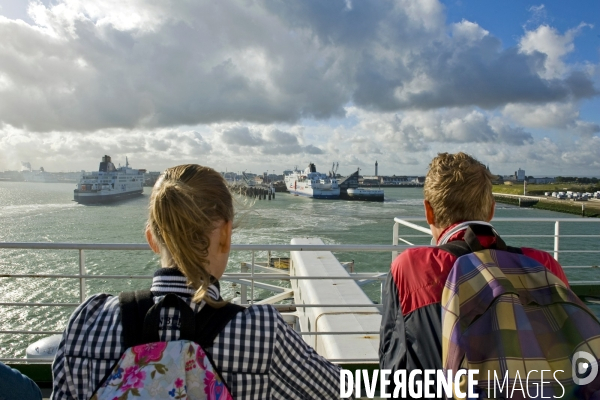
[379,222,568,389]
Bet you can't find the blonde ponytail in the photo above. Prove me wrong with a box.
[147,165,233,307]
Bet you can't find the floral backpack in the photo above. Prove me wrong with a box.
[91,291,243,400]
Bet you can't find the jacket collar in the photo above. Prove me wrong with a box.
[436,220,496,245]
[150,267,220,300]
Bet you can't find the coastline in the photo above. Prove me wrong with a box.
[493,193,600,218]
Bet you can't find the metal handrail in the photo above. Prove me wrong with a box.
[0,243,409,251]
[2,216,600,364]
[393,217,600,261]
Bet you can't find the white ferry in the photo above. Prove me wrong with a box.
[73,155,144,204]
[284,163,340,199]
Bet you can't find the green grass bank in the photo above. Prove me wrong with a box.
[494,194,600,218]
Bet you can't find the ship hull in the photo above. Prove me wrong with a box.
[340,188,384,202]
[340,192,384,202]
[288,189,340,199]
[74,189,143,204]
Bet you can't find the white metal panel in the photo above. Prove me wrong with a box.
[290,237,381,362]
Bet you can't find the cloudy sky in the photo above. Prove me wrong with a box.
[0,0,598,176]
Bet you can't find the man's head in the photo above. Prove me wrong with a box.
[423,152,495,239]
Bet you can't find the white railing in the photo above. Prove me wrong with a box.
[0,242,404,363]
[2,216,600,363]
[393,217,600,277]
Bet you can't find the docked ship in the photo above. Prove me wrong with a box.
[74,155,144,204]
[284,163,340,199]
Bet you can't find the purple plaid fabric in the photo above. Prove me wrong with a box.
[442,249,600,399]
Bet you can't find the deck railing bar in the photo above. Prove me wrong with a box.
[0,302,382,308]
[0,243,410,251]
[568,281,600,285]
[0,357,381,364]
[0,274,154,279]
[393,216,600,263]
[250,250,255,305]
[0,273,389,280]
[0,303,79,307]
[78,249,85,303]
[540,250,600,253]
[0,330,380,336]
[503,235,600,238]
[0,330,63,335]
[395,217,600,222]
[389,234,600,238]
[555,221,560,261]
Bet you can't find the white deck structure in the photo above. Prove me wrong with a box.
[290,238,381,362]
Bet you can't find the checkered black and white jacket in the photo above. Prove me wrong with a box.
[51,268,342,399]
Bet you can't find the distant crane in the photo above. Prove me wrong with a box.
[330,162,339,177]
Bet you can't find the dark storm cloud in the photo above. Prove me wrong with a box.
[0,0,596,132]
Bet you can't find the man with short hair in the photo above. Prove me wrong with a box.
[379,152,568,376]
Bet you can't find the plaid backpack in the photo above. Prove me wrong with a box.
[91,292,243,400]
[440,225,600,399]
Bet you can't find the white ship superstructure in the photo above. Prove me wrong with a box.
[284,163,340,199]
[74,155,144,204]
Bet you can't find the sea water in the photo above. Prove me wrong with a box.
[0,181,599,357]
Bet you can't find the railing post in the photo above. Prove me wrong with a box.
[251,250,255,304]
[79,249,86,303]
[554,221,560,261]
[392,221,399,261]
[240,262,248,304]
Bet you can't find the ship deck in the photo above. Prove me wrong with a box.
[1,217,600,396]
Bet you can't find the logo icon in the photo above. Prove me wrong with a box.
[572,351,599,386]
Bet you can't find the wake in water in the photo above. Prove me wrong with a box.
[0,203,80,218]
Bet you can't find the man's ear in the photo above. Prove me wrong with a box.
[219,220,233,254]
[145,227,160,254]
[424,200,435,225]
[487,201,496,222]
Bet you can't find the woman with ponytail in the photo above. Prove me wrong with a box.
[51,164,343,400]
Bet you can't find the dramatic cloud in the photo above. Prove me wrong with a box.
[519,23,592,79]
[356,108,533,152]
[0,0,596,133]
[0,125,212,171]
[0,0,598,175]
[503,102,600,136]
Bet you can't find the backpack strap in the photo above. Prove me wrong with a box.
[119,290,155,349]
[193,303,245,348]
[142,294,197,343]
[135,293,245,347]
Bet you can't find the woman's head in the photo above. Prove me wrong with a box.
[146,164,233,305]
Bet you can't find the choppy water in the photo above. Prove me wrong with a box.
[1,182,599,357]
